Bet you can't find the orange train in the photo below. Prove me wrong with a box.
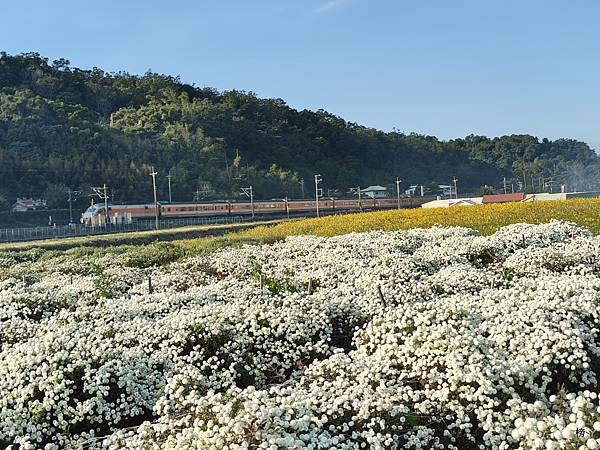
[81,197,434,225]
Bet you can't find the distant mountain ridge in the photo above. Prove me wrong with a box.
[0,51,599,210]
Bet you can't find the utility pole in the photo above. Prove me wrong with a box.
[150,167,160,230]
[241,186,254,219]
[452,177,458,199]
[395,177,402,209]
[66,189,80,225]
[68,190,74,225]
[314,174,322,217]
[350,187,363,211]
[358,187,362,211]
[299,178,305,199]
[284,196,290,219]
[166,171,172,203]
[503,177,507,194]
[91,184,110,226]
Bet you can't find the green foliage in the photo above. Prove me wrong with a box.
[0,191,9,211]
[123,241,184,268]
[0,51,599,219]
[91,263,113,298]
[250,262,297,294]
[501,267,515,281]
[42,183,68,209]
[180,235,261,257]
[479,185,494,195]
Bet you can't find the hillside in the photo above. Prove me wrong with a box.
[1,52,599,212]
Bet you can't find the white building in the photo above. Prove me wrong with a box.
[405,185,420,196]
[421,197,483,208]
[438,185,452,196]
[11,198,47,212]
[361,185,388,199]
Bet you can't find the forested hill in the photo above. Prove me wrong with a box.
[1,52,599,210]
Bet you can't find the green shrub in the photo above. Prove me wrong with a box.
[250,263,297,294]
[91,263,113,298]
[123,242,184,268]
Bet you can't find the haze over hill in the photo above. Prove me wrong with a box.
[1,52,599,211]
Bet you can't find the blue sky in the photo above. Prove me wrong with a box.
[2,0,599,149]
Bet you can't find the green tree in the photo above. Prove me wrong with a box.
[0,50,599,225]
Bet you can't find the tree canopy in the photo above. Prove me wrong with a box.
[1,52,599,212]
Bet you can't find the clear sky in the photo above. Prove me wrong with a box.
[2,0,599,150]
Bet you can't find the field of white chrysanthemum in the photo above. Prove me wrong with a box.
[1,220,600,449]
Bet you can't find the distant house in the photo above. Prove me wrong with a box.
[405,185,420,196]
[523,191,600,202]
[438,185,452,196]
[11,198,47,212]
[361,185,388,199]
[421,197,483,208]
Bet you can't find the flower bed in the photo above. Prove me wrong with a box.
[1,220,600,449]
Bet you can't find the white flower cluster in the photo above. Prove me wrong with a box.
[1,219,600,449]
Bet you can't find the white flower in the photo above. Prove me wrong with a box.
[1,221,600,449]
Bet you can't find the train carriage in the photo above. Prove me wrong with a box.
[161,203,229,217]
[81,203,156,225]
[82,195,435,224]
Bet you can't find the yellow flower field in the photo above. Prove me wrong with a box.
[237,197,600,242]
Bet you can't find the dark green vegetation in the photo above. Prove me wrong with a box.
[0,209,71,227]
[1,51,599,216]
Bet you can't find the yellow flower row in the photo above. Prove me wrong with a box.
[238,198,600,241]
